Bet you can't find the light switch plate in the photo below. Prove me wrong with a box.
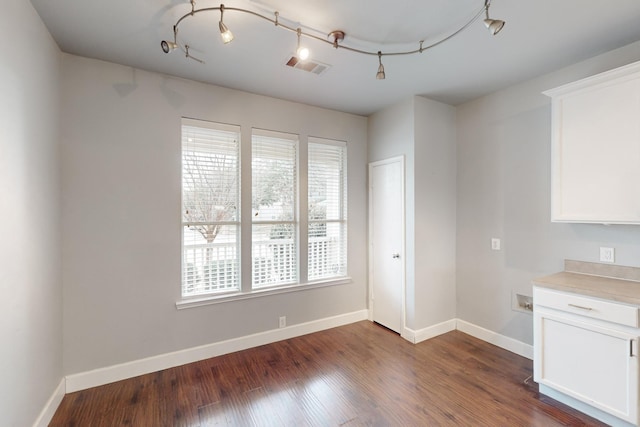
[491,238,501,251]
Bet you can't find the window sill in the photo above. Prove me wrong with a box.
[176,277,352,310]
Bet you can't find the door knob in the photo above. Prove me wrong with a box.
[392,253,400,259]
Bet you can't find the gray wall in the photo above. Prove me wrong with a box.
[414,97,457,328]
[368,96,457,332]
[368,98,416,327]
[7,6,640,423]
[456,40,640,345]
[0,1,62,425]
[60,55,369,375]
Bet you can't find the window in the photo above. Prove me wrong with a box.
[179,119,349,306]
[181,119,240,297]
[308,138,347,280]
[251,130,298,288]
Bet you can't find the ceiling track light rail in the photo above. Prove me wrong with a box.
[161,0,504,78]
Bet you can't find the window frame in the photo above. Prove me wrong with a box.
[180,118,242,299]
[307,137,348,282]
[176,122,351,309]
[251,128,300,289]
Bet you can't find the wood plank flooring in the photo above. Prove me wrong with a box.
[50,321,606,426]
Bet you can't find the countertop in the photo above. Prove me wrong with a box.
[532,260,640,306]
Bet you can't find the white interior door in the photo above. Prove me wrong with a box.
[369,157,405,333]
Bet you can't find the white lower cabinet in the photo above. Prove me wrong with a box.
[534,287,639,426]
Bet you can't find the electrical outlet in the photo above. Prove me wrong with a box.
[600,247,615,263]
[491,238,501,251]
[279,316,286,328]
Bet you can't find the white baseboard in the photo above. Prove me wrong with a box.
[33,378,65,427]
[456,319,533,360]
[403,318,532,362]
[66,309,368,392]
[404,319,457,344]
[64,313,531,395]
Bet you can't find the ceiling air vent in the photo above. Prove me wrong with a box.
[285,56,331,75]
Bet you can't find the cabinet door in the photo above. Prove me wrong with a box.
[546,61,640,223]
[534,310,638,424]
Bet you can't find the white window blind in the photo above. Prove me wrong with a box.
[308,138,347,280]
[252,129,298,288]
[181,119,240,297]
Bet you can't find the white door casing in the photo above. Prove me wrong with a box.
[368,156,406,334]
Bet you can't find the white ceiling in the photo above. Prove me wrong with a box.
[30,0,640,116]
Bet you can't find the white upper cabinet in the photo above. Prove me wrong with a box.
[544,61,640,224]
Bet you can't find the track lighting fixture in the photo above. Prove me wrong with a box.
[161,1,505,79]
[296,28,310,61]
[376,52,385,80]
[218,4,234,44]
[483,0,505,35]
[161,40,178,53]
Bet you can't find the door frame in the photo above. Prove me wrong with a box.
[368,156,406,335]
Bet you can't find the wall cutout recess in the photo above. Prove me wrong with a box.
[512,292,533,314]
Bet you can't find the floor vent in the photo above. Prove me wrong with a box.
[285,56,331,75]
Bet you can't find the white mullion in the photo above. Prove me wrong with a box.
[298,135,308,284]
[183,221,240,227]
[294,135,302,285]
[251,220,297,226]
[240,125,252,293]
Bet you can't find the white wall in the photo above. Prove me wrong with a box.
[0,1,62,426]
[456,40,640,345]
[368,96,457,332]
[60,55,368,375]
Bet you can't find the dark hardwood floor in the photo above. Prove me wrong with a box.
[50,321,605,426]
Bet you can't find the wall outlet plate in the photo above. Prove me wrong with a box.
[600,247,615,263]
[279,316,286,328]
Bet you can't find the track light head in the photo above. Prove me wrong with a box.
[483,0,505,35]
[161,40,178,53]
[297,46,310,61]
[219,4,234,44]
[376,51,385,80]
[219,21,234,43]
[484,18,505,35]
[296,28,310,61]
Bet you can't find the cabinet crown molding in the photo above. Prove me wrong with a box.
[544,60,640,98]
